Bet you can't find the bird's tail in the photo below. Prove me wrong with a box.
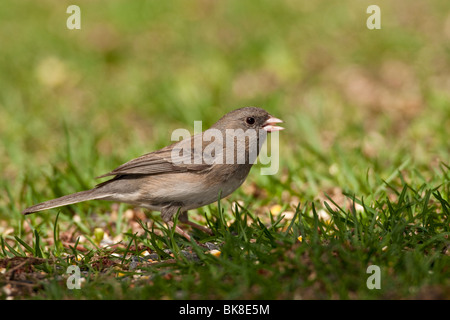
[22,189,111,215]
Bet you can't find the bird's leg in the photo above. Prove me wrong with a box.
[178,211,214,236]
[161,205,193,241]
[166,220,192,242]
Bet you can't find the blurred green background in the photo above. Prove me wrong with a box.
[0,0,449,299]
[1,0,450,231]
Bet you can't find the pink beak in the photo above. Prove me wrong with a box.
[263,116,284,132]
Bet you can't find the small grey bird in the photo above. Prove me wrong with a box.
[22,107,283,240]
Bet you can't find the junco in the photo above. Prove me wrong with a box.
[22,107,283,240]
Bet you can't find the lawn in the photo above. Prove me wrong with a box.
[0,0,449,300]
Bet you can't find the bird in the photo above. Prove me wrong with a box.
[22,107,284,240]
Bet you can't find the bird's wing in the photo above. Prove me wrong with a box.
[96,134,212,178]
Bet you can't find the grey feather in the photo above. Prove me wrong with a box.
[21,189,110,215]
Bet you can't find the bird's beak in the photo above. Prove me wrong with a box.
[263,116,284,132]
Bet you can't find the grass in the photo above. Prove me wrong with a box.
[2,179,449,299]
[1,0,450,300]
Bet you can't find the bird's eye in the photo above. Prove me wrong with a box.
[246,117,255,125]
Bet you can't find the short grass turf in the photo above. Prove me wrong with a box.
[1,0,449,299]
